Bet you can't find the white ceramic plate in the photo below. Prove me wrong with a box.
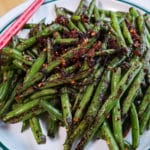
[0,0,150,150]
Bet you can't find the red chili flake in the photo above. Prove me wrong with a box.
[106,140,110,145]
[133,41,141,48]
[81,14,89,23]
[129,28,136,34]
[144,68,148,73]
[106,114,110,119]
[42,63,47,68]
[75,61,82,68]
[70,80,75,85]
[15,95,21,102]
[55,51,59,56]
[79,38,89,46]
[90,31,97,36]
[53,32,60,38]
[26,56,31,61]
[93,41,102,50]
[37,82,44,87]
[61,58,66,67]
[70,30,80,38]
[88,48,95,57]
[108,38,119,49]
[55,15,68,25]
[73,48,87,59]
[43,48,47,52]
[73,117,79,123]
[133,50,142,57]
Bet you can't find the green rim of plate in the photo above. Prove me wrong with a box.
[118,0,150,14]
[0,0,149,34]
[0,142,9,150]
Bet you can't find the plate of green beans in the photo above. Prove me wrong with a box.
[0,0,150,150]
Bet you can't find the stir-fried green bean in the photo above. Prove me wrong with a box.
[0,0,149,149]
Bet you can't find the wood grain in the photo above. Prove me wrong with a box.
[0,0,25,16]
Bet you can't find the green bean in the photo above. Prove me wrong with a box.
[71,15,81,21]
[0,85,16,116]
[111,67,121,92]
[126,13,133,23]
[129,7,139,26]
[94,49,119,56]
[47,64,77,82]
[110,12,126,46]
[139,105,150,134]
[124,140,132,150]
[29,89,57,100]
[55,6,80,32]
[98,8,110,17]
[68,20,80,31]
[130,103,139,149]
[19,72,43,93]
[84,22,95,30]
[47,38,53,63]
[55,6,67,16]
[40,100,63,121]
[99,10,106,20]
[145,17,150,31]
[0,71,14,104]
[129,7,139,18]
[122,70,143,116]
[121,20,133,46]
[17,87,38,101]
[29,117,46,144]
[71,16,81,21]
[47,116,58,138]
[111,67,124,150]
[2,99,40,121]
[26,50,37,59]
[136,15,145,35]
[7,108,44,123]
[87,0,96,18]
[13,60,26,71]
[16,23,63,52]
[136,15,147,54]
[73,64,102,123]
[21,120,29,132]
[76,60,142,149]
[2,48,33,66]
[40,69,91,89]
[145,26,150,43]
[54,38,79,44]
[99,121,119,150]
[74,0,86,15]
[61,87,72,128]
[147,116,150,130]
[77,21,86,32]
[138,86,150,117]
[1,1,150,148]
[24,51,46,83]
[94,6,100,22]
[64,69,111,149]
[31,47,39,57]
[72,86,85,113]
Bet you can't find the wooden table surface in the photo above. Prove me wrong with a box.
[0,0,25,16]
